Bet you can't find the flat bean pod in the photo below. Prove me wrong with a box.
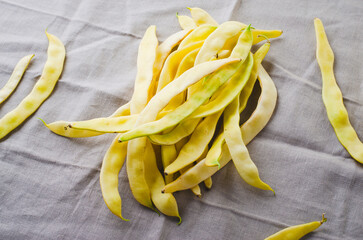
[264,214,327,240]
[130,25,158,114]
[119,57,248,142]
[144,140,181,223]
[0,54,34,105]
[156,41,204,92]
[177,13,197,30]
[164,110,223,175]
[314,18,363,163]
[161,144,178,184]
[162,65,277,193]
[0,32,65,140]
[127,26,159,210]
[100,134,128,221]
[69,115,136,133]
[188,7,218,26]
[43,102,130,138]
[224,96,274,192]
[178,25,216,49]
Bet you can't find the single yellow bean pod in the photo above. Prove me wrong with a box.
[100,134,129,221]
[0,54,34,105]
[314,18,363,164]
[264,214,327,240]
[0,32,65,140]
[176,13,197,30]
[188,7,218,26]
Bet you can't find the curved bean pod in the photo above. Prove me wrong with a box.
[119,58,247,142]
[149,118,200,145]
[156,41,203,92]
[100,134,129,221]
[188,7,218,26]
[224,96,274,192]
[68,115,136,133]
[264,214,327,240]
[144,140,181,223]
[162,65,277,193]
[0,32,65,140]
[161,144,177,184]
[42,102,130,138]
[127,26,158,210]
[0,54,34,105]
[314,18,363,163]
[130,25,158,114]
[150,29,192,97]
[176,13,197,30]
[178,25,217,49]
[164,110,223,175]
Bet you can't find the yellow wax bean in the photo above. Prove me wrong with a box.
[163,47,200,111]
[314,18,363,164]
[42,102,130,138]
[205,130,225,167]
[179,163,201,197]
[264,214,327,240]
[163,65,277,193]
[156,41,203,92]
[127,25,158,210]
[150,29,192,98]
[176,13,197,30]
[224,97,274,192]
[68,115,136,133]
[100,134,129,221]
[195,21,246,65]
[188,7,218,26]
[161,144,177,184]
[144,140,181,223]
[178,25,216,49]
[149,118,201,145]
[109,102,130,117]
[0,32,65,140]
[0,54,34,105]
[130,25,158,114]
[204,176,212,189]
[252,29,283,45]
[164,110,223,175]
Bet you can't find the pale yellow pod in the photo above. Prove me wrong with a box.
[163,65,277,193]
[144,140,181,223]
[177,14,197,30]
[265,214,327,240]
[130,25,158,114]
[100,134,128,221]
[161,144,177,184]
[164,110,223,175]
[0,32,65,140]
[188,7,218,26]
[127,25,159,210]
[224,97,274,193]
[0,54,34,105]
[178,25,217,49]
[315,18,363,164]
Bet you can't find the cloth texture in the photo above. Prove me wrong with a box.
[0,0,362,239]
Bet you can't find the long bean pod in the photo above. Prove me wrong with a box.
[0,54,34,105]
[127,25,158,210]
[178,25,216,49]
[177,13,197,30]
[264,214,327,240]
[100,135,128,221]
[314,18,363,163]
[0,32,65,140]
[188,7,218,26]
